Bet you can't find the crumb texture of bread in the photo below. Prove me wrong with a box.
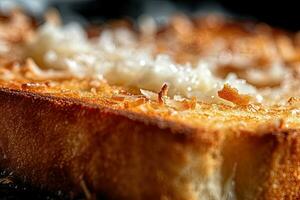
[261,131,300,199]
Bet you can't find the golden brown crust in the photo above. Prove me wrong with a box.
[0,87,221,199]
[0,87,299,199]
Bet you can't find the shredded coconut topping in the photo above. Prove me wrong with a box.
[27,22,263,104]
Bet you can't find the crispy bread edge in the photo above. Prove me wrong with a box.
[0,87,299,199]
[0,87,222,199]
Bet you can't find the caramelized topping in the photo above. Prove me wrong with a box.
[218,84,251,105]
[158,83,169,104]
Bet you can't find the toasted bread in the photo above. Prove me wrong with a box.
[0,11,299,200]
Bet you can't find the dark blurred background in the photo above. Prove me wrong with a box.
[0,0,299,30]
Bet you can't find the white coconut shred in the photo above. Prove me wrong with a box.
[26,21,263,103]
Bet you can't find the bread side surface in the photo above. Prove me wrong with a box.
[0,88,223,200]
[222,129,300,200]
[0,87,299,199]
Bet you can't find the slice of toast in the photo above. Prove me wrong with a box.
[0,11,299,200]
